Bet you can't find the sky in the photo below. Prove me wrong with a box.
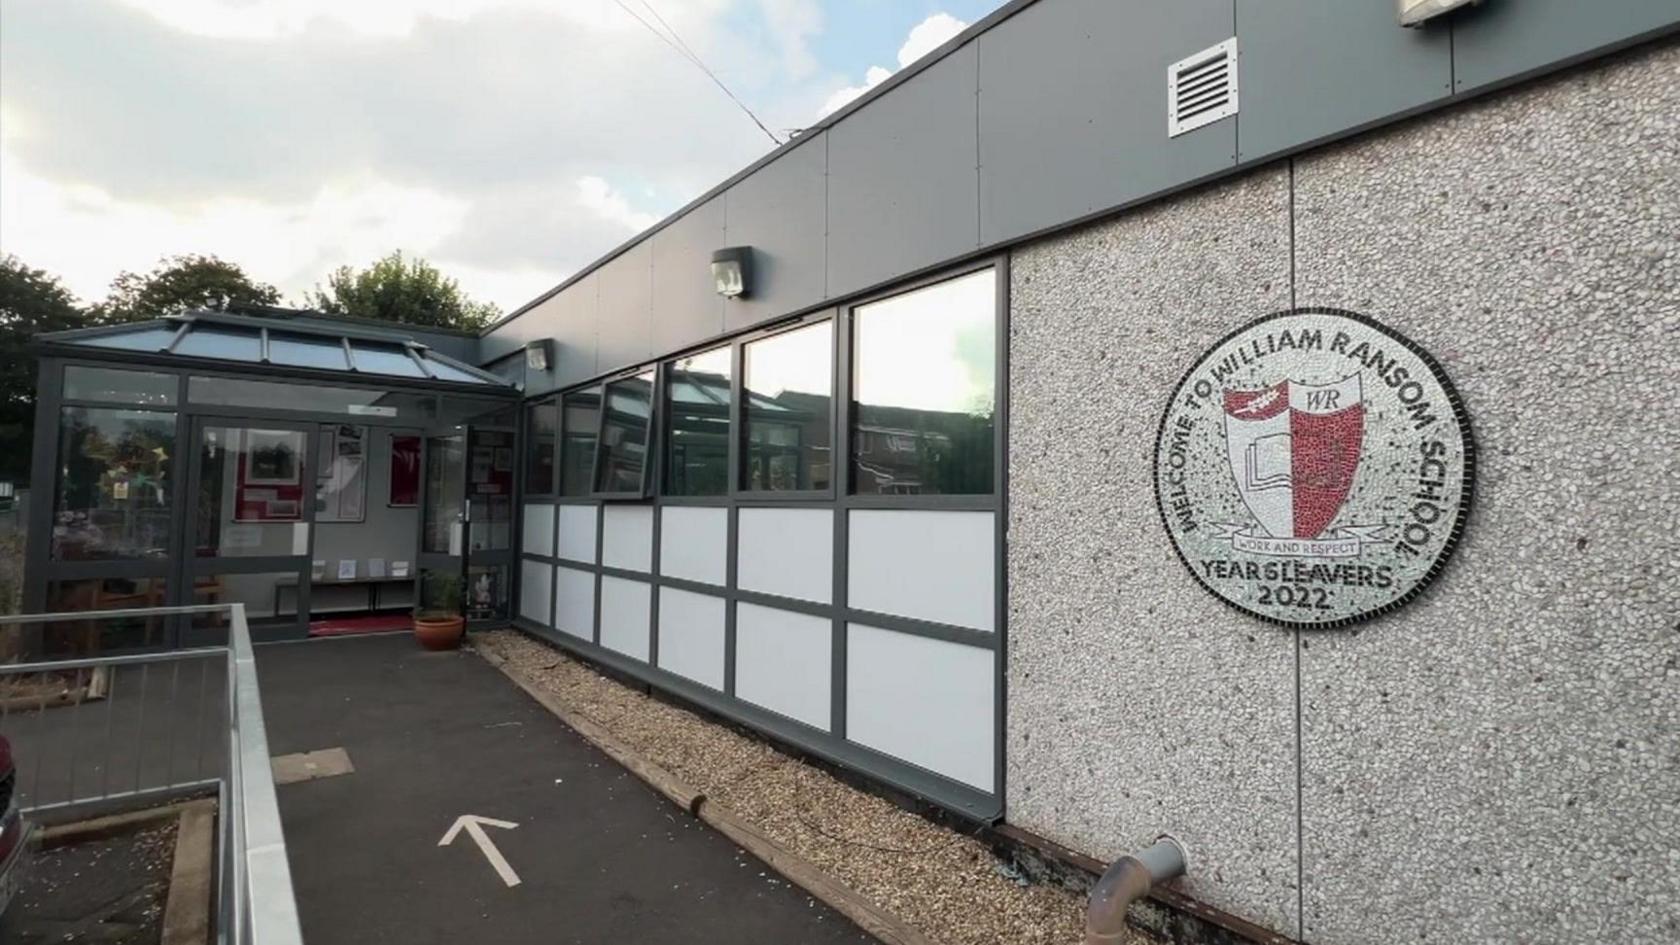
[0,0,1004,312]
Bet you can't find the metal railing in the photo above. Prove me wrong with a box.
[0,603,303,945]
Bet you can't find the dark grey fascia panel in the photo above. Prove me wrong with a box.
[1235,0,1452,163]
[485,271,599,397]
[722,132,829,333]
[550,271,600,392]
[978,0,1238,245]
[594,240,654,374]
[651,197,727,355]
[1453,0,1680,92]
[826,42,982,300]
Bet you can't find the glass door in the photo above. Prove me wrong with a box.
[179,418,316,643]
[463,423,514,624]
[417,419,515,627]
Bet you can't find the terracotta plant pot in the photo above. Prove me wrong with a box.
[412,615,465,651]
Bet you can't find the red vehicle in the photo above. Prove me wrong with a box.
[0,734,28,915]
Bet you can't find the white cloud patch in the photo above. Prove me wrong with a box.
[817,11,968,118]
[0,0,813,310]
[576,176,661,235]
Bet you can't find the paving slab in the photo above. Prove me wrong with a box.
[254,633,876,945]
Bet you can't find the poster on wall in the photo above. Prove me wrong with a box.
[316,424,367,523]
[235,429,304,522]
[390,436,421,507]
[1152,308,1474,628]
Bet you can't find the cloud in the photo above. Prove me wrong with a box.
[576,177,662,234]
[819,66,894,119]
[0,0,814,309]
[816,11,968,118]
[897,12,968,67]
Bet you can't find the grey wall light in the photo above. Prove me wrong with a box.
[711,246,753,299]
[524,339,552,372]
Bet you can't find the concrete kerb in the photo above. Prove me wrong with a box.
[162,799,216,945]
[474,642,944,945]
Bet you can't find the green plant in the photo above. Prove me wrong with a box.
[417,570,463,620]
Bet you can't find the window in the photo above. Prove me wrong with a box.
[665,346,732,496]
[525,399,558,494]
[852,269,996,495]
[742,321,833,492]
[560,387,601,497]
[52,407,177,560]
[62,366,177,406]
[44,579,171,653]
[194,425,309,558]
[315,424,368,523]
[593,371,655,495]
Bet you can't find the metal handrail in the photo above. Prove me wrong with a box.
[0,602,304,945]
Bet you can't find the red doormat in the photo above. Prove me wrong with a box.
[308,614,413,637]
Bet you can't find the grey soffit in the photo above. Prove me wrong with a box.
[36,310,512,387]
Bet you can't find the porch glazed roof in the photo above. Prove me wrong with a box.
[35,310,510,389]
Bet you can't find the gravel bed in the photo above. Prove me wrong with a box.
[476,630,1133,945]
[2,818,176,944]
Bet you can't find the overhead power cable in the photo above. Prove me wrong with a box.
[611,0,782,146]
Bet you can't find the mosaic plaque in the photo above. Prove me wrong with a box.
[1154,308,1474,628]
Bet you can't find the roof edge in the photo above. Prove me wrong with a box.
[480,0,1044,336]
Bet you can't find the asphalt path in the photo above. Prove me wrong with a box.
[256,633,876,945]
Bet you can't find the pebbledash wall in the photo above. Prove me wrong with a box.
[481,4,1680,943]
[1007,42,1680,944]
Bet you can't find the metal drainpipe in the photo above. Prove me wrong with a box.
[1085,835,1189,945]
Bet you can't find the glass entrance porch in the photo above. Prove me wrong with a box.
[23,310,519,651]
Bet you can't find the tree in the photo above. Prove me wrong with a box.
[92,253,280,324]
[306,251,500,331]
[0,256,93,484]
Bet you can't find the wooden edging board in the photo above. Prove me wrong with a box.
[475,643,944,945]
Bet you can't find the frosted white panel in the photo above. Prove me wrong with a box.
[737,508,832,604]
[599,576,651,660]
[656,588,726,690]
[522,503,554,556]
[846,624,994,790]
[557,505,598,563]
[519,559,552,624]
[734,603,830,729]
[602,505,654,572]
[659,506,728,586]
[848,510,994,631]
[553,567,595,640]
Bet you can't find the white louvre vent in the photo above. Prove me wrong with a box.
[1168,37,1238,138]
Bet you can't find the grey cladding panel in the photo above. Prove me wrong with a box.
[1235,0,1451,161]
[486,273,598,396]
[1453,0,1680,92]
[978,0,1237,245]
[827,44,980,298]
[722,133,828,332]
[595,241,653,375]
[651,198,726,356]
[549,273,599,392]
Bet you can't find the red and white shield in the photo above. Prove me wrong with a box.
[1222,375,1364,540]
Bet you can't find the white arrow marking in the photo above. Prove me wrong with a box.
[439,815,521,887]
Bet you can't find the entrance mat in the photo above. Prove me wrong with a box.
[308,614,413,637]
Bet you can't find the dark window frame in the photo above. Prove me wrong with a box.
[590,366,660,501]
[662,343,735,499]
[847,265,999,499]
[735,315,838,502]
[558,386,603,499]
[523,396,559,496]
